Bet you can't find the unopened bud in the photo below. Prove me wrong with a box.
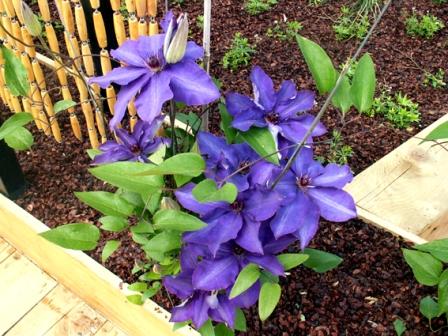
[152,264,161,274]
[21,1,42,37]
[164,13,189,64]
[160,197,180,210]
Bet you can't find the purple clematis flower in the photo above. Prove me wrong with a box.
[175,183,283,256]
[260,148,356,249]
[92,120,169,165]
[226,66,326,144]
[89,12,220,128]
[198,132,259,191]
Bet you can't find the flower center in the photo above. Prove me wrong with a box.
[147,56,162,72]
[230,200,244,213]
[297,175,311,188]
[130,144,141,154]
[238,161,251,175]
[265,112,280,125]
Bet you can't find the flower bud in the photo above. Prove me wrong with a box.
[160,197,180,210]
[21,1,42,37]
[164,13,189,64]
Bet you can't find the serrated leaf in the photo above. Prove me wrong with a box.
[138,153,205,177]
[54,99,76,114]
[40,223,99,251]
[230,263,260,299]
[258,282,281,321]
[415,239,448,262]
[303,248,342,273]
[422,121,448,142]
[153,209,206,232]
[351,53,376,112]
[277,253,309,271]
[1,46,30,96]
[101,240,120,263]
[402,249,442,286]
[0,113,34,139]
[297,35,337,94]
[99,216,129,232]
[4,127,33,150]
[192,179,238,204]
[419,296,440,320]
[75,191,135,217]
[238,127,279,165]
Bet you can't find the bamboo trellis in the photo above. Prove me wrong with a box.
[0,0,159,149]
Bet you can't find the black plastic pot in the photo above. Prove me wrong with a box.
[0,139,26,200]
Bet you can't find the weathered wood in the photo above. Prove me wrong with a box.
[0,239,16,263]
[0,194,199,336]
[347,113,448,244]
[0,252,57,334]
[6,285,82,336]
[94,321,127,336]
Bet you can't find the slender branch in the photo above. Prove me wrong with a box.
[270,0,393,188]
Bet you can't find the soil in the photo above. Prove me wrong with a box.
[3,0,448,335]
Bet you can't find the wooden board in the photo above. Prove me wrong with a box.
[0,239,16,263]
[346,113,448,244]
[0,252,57,334]
[0,194,198,336]
[94,321,127,336]
[6,285,82,336]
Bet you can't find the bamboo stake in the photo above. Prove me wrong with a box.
[93,10,108,49]
[62,85,83,141]
[37,0,51,21]
[113,12,127,46]
[148,0,157,17]
[42,90,62,142]
[201,0,211,131]
[81,100,99,148]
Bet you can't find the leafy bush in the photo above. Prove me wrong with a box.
[369,92,420,128]
[423,69,446,89]
[432,0,447,4]
[308,0,327,5]
[266,20,303,42]
[327,130,354,165]
[222,33,256,70]
[245,0,278,15]
[406,13,445,39]
[333,6,370,40]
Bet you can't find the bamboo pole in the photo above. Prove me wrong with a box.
[202,0,211,131]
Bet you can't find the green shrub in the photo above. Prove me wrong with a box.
[266,20,303,42]
[308,0,327,5]
[423,69,446,89]
[245,0,278,15]
[222,33,256,71]
[327,130,354,165]
[432,0,447,4]
[369,92,420,128]
[196,15,204,30]
[333,6,370,40]
[406,13,445,39]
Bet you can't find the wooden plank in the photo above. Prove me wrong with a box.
[6,285,82,336]
[94,321,127,336]
[0,194,199,336]
[0,239,16,263]
[0,252,57,334]
[420,210,448,241]
[43,302,106,336]
[346,113,448,243]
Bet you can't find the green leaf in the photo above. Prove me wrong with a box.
[86,148,102,160]
[297,35,337,94]
[40,223,100,251]
[173,322,190,332]
[127,282,148,293]
[277,253,309,271]
[219,103,237,143]
[214,324,234,336]
[144,231,181,259]
[230,263,260,299]
[126,294,143,305]
[75,191,135,217]
[131,219,154,234]
[438,269,448,314]
[258,282,281,321]
[350,53,376,113]
[199,320,215,336]
[138,153,205,177]
[238,127,279,165]
[402,249,443,286]
[89,162,164,199]
[331,75,352,114]
[54,99,76,114]
[176,112,201,133]
[419,296,440,320]
[192,179,238,204]
[393,319,406,336]
[4,127,33,150]
[153,209,206,232]
[0,113,34,139]
[101,240,120,263]
[415,239,448,262]
[422,121,448,142]
[235,309,247,332]
[99,216,129,232]
[1,46,30,96]
[259,270,279,284]
[174,174,193,187]
[303,248,343,273]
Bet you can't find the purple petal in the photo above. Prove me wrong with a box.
[109,73,151,128]
[184,41,204,61]
[135,72,173,124]
[230,281,260,308]
[168,61,220,106]
[312,164,353,188]
[163,273,194,299]
[275,80,297,106]
[244,189,283,222]
[198,132,227,160]
[171,293,210,329]
[181,244,210,271]
[236,222,263,255]
[271,171,297,202]
[184,212,243,256]
[89,67,147,89]
[263,234,297,254]
[291,147,314,177]
[246,255,284,276]
[231,107,267,132]
[192,256,239,291]
[92,148,133,165]
[250,66,276,111]
[293,199,320,249]
[249,161,279,187]
[308,187,357,222]
[110,40,146,67]
[281,114,327,144]
[276,90,315,118]
[160,10,174,33]
[137,34,165,60]
[115,128,137,147]
[175,183,226,217]
[209,295,236,328]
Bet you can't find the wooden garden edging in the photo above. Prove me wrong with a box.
[346,112,448,245]
[0,194,199,336]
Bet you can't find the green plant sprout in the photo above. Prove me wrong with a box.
[423,69,447,89]
[266,20,303,42]
[245,0,278,15]
[333,6,370,41]
[222,33,256,71]
[369,92,420,128]
[406,13,445,39]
